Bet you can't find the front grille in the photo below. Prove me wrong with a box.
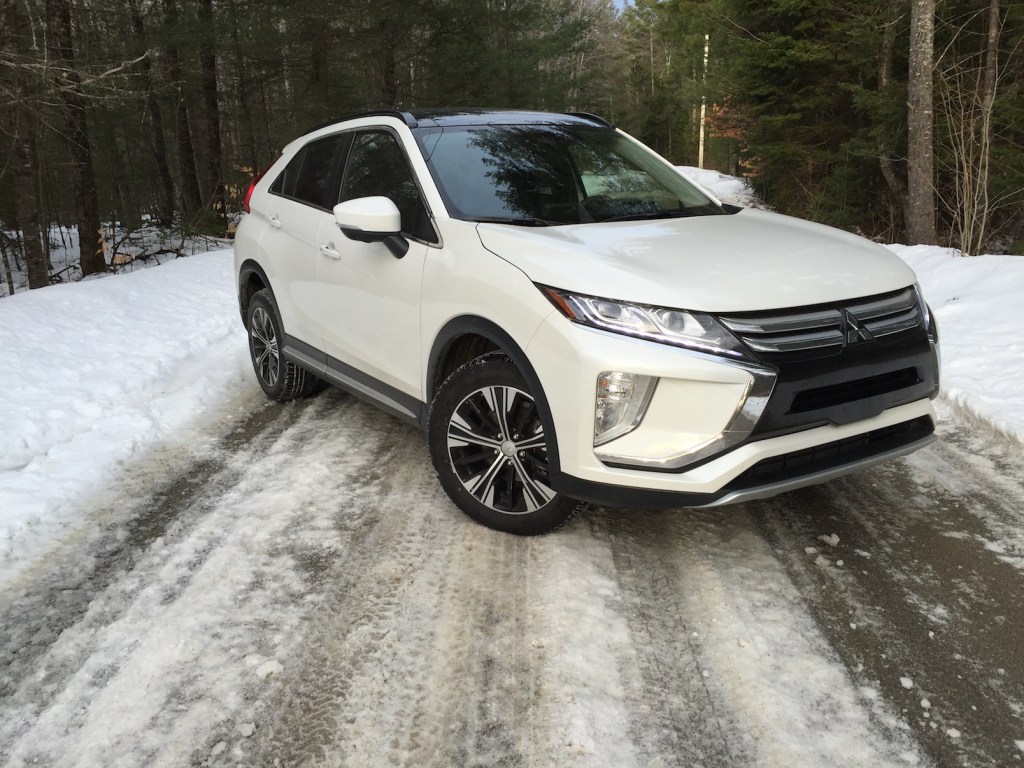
[718,287,922,355]
[724,415,935,492]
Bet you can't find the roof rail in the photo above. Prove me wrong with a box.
[569,112,614,129]
[303,109,418,135]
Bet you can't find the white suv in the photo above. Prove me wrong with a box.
[234,109,939,535]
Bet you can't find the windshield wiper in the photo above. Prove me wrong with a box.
[468,216,558,227]
[601,205,724,223]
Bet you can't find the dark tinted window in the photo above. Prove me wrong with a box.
[269,134,346,209]
[341,131,433,240]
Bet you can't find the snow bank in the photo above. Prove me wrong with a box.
[677,166,764,208]
[886,245,1024,444]
[0,250,256,573]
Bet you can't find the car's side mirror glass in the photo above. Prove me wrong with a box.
[333,197,409,258]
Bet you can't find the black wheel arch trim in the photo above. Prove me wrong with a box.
[237,260,276,327]
[427,316,561,475]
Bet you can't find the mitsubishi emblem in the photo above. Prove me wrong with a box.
[844,310,874,344]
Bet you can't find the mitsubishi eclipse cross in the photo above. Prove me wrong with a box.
[234,109,940,535]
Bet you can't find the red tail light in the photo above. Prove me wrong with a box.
[243,159,278,214]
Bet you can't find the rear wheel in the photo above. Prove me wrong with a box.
[246,289,324,401]
[428,353,582,535]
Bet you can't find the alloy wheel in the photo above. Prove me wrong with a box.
[250,306,280,387]
[446,385,557,514]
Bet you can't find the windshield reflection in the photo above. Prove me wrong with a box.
[419,125,724,225]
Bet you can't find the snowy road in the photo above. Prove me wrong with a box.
[1,391,1022,768]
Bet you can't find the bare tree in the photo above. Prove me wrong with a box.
[907,0,937,245]
[128,0,176,226]
[197,0,226,221]
[44,0,107,276]
[937,0,1009,255]
[164,0,203,215]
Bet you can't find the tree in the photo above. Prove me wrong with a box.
[907,0,937,244]
[45,0,107,276]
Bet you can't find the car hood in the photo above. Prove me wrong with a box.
[475,208,917,312]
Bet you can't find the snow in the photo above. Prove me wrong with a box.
[884,245,1024,443]
[0,250,258,581]
[678,166,764,208]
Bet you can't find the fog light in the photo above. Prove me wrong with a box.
[595,372,657,446]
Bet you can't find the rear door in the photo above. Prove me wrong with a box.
[258,133,348,352]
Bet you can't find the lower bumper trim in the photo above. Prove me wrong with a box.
[553,415,935,510]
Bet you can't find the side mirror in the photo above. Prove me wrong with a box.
[333,197,409,259]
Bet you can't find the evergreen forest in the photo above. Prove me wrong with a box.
[2,0,1022,292]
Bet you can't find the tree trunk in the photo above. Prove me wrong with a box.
[164,0,203,215]
[226,0,259,174]
[198,0,226,221]
[128,0,176,226]
[13,120,49,289]
[970,0,1001,255]
[45,0,106,276]
[878,0,907,235]
[906,0,937,245]
[0,238,15,295]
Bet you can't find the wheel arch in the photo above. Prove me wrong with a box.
[427,316,561,475]
[237,259,276,327]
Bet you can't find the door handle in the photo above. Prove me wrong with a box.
[268,215,283,228]
[319,243,342,260]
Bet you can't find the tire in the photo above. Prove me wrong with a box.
[246,289,324,401]
[428,353,583,535]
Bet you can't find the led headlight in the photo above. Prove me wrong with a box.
[542,286,749,359]
[914,282,938,343]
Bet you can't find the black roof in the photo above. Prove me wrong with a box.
[305,108,612,135]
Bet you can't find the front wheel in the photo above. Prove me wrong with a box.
[428,353,582,535]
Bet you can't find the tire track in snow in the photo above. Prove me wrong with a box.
[0,396,309,716]
[587,510,741,767]
[0,392,400,767]
[250,428,640,767]
[755,410,1024,767]
[248,411,465,768]
[590,505,924,768]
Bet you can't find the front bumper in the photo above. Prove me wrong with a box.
[526,313,937,508]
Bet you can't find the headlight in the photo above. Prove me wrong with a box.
[541,286,750,358]
[914,282,938,343]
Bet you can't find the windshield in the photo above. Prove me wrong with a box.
[414,124,724,225]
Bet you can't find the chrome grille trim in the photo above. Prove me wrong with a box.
[719,287,923,354]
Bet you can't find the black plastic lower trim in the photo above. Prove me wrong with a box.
[282,334,425,426]
[552,414,936,510]
[551,471,720,509]
[724,415,934,492]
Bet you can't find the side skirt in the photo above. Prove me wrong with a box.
[281,334,426,428]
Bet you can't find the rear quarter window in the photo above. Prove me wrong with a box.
[269,134,348,210]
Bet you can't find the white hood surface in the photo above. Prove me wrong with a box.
[475,208,918,312]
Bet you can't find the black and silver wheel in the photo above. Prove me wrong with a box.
[246,289,324,401]
[428,353,582,535]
